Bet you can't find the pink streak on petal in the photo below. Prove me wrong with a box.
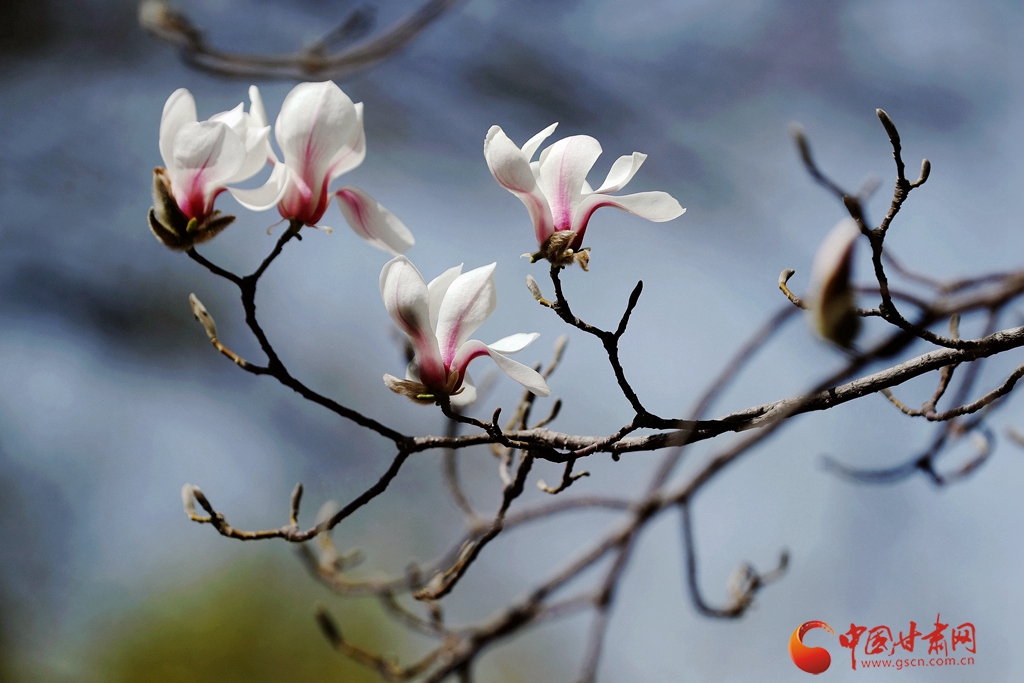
[450,344,491,380]
[570,197,617,248]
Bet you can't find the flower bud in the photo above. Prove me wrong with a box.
[188,293,218,341]
[525,274,544,301]
[807,218,861,347]
[181,483,210,521]
[149,168,234,251]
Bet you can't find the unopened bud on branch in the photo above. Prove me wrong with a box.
[525,274,544,301]
[876,109,900,146]
[181,483,211,521]
[189,294,218,341]
[807,218,861,347]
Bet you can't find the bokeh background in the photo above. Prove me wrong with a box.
[1,0,1022,681]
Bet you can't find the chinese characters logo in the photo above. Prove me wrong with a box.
[789,614,976,673]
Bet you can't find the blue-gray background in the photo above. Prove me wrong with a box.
[0,0,1021,681]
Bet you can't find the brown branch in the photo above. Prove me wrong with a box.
[139,0,463,81]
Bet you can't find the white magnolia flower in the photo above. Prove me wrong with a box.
[807,218,862,347]
[380,256,550,405]
[484,123,685,266]
[231,81,413,255]
[149,86,275,250]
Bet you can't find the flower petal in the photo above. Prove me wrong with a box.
[435,263,497,367]
[276,81,362,187]
[521,122,558,161]
[228,162,289,211]
[327,101,366,180]
[487,332,539,355]
[380,256,446,387]
[571,190,685,241]
[594,152,647,194]
[248,85,269,129]
[209,102,246,133]
[484,125,554,244]
[427,264,463,331]
[226,124,273,184]
[537,135,603,232]
[451,340,551,397]
[159,88,197,169]
[334,186,415,255]
[168,120,246,218]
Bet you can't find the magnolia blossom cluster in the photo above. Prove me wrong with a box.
[150,80,708,404]
[150,81,413,254]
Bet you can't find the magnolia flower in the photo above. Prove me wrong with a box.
[380,256,550,405]
[149,86,275,250]
[807,218,862,347]
[232,81,413,255]
[484,123,685,268]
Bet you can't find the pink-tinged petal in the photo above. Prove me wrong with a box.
[228,162,289,211]
[326,101,366,181]
[485,125,554,244]
[159,88,197,169]
[277,169,316,222]
[275,81,361,189]
[571,190,685,244]
[594,152,647,194]
[380,257,446,387]
[450,371,477,407]
[537,135,603,232]
[521,122,558,160]
[334,186,414,255]
[427,264,463,331]
[451,340,551,397]
[168,120,246,218]
[435,263,497,367]
[486,332,539,355]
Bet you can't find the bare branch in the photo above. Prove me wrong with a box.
[139,0,463,81]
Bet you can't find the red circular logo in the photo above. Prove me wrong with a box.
[790,620,835,674]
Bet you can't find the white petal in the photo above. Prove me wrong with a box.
[594,152,647,194]
[571,190,685,235]
[228,162,289,211]
[537,135,603,232]
[170,121,246,190]
[248,85,269,128]
[451,340,550,397]
[484,125,554,244]
[334,186,415,255]
[521,122,558,160]
[487,332,539,355]
[327,101,366,180]
[275,81,362,186]
[380,256,446,386]
[159,88,197,169]
[225,124,272,184]
[435,263,497,367]
[427,264,463,331]
[209,102,246,135]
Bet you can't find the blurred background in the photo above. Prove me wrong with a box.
[0,0,1022,681]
